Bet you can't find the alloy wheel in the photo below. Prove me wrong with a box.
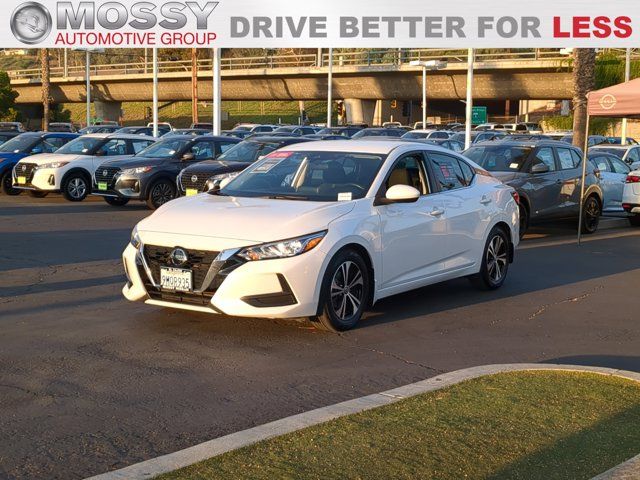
[152,183,174,207]
[68,177,86,199]
[330,260,364,320]
[486,234,508,283]
[583,197,600,232]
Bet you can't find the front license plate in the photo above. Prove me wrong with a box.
[160,267,193,292]
[97,182,108,191]
[17,176,26,185]
[185,188,198,196]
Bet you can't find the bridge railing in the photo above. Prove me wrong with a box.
[6,48,630,81]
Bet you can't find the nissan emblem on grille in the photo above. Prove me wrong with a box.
[103,170,108,176]
[191,175,198,183]
[21,165,26,171]
[170,248,188,266]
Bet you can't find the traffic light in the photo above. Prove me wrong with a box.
[391,100,398,109]
[337,102,345,117]
[145,106,152,119]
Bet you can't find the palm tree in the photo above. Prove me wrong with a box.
[572,48,596,149]
[40,48,50,131]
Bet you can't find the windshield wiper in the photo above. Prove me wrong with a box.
[263,194,309,201]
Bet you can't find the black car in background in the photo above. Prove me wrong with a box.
[177,136,313,196]
[464,140,603,237]
[117,125,171,137]
[351,128,405,139]
[79,125,121,134]
[450,131,508,144]
[317,126,363,138]
[92,135,240,209]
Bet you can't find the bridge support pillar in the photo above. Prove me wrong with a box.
[94,101,123,124]
[344,99,377,127]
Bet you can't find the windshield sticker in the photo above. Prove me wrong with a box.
[265,151,293,159]
[509,163,520,169]
[253,158,285,173]
[338,192,353,202]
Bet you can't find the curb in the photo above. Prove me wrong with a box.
[85,363,640,480]
[591,454,640,480]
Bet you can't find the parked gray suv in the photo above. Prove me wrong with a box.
[464,140,603,237]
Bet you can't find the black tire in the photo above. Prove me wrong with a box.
[103,196,130,207]
[629,215,640,227]
[1,170,20,195]
[518,204,529,240]
[580,195,601,235]
[28,191,48,198]
[146,179,176,210]
[311,249,370,332]
[62,173,90,202]
[469,226,510,291]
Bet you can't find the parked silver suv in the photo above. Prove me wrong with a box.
[464,140,603,237]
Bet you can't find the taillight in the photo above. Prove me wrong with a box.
[626,175,640,183]
[510,190,520,205]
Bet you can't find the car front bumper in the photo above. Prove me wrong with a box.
[13,167,61,191]
[122,240,326,319]
[93,174,144,199]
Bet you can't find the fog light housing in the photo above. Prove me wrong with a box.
[48,175,55,186]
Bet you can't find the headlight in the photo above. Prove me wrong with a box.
[38,161,70,169]
[122,166,154,175]
[212,172,240,181]
[130,227,141,249]
[237,231,326,261]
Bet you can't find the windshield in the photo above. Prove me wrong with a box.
[0,135,39,153]
[56,137,107,155]
[136,138,190,159]
[217,141,278,162]
[592,148,625,159]
[220,150,385,201]
[464,146,533,172]
[318,128,348,137]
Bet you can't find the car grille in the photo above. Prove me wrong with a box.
[15,162,37,183]
[180,171,211,193]
[143,245,219,291]
[94,166,121,186]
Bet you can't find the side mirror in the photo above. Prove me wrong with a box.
[182,153,195,162]
[30,147,43,155]
[377,184,420,205]
[531,162,549,174]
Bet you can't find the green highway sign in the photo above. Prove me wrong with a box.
[472,106,487,125]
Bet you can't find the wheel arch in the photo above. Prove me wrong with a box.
[142,172,177,199]
[491,221,515,263]
[61,167,92,185]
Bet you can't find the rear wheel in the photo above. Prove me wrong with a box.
[146,179,176,210]
[103,196,130,207]
[62,173,90,202]
[1,171,20,195]
[311,249,370,332]
[629,215,640,227]
[28,191,48,198]
[580,195,601,234]
[470,226,510,290]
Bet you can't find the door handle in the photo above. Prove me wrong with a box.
[429,208,445,217]
[480,196,492,205]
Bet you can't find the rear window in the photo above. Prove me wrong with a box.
[464,146,532,172]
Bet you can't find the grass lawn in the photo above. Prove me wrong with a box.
[158,371,640,480]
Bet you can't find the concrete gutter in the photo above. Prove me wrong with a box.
[84,363,640,480]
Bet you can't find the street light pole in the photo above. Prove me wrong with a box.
[410,60,447,130]
[465,48,475,150]
[85,50,91,128]
[152,48,158,138]
[621,48,631,144]
[212,47,221,136]
[327,47,333,128]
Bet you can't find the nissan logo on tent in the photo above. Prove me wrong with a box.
[10,2,52,44]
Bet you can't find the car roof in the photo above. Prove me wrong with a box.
[83,133,156,140]
[284,139,446,155]
[245,135,312,143]
[591,144,632,150]
[471,139,574,148]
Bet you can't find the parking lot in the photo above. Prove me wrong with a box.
[0,193,637,479]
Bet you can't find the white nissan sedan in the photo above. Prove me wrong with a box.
[123,141,519,331]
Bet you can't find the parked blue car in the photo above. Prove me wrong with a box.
[0,132,79,195]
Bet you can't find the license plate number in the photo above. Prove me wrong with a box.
[17,176,26,184]
[185,188,198,196]
[160,267,192,292]
[98,182,108,191]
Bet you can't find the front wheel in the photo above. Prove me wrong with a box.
[580,195,601,234]
[103,196,130,207]
[146,179,176,210]
[469,226,510,290]
[311,249,370,332]
[62,173,90,202]
[1,171,20,195]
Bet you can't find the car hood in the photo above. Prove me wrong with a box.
[98,156,160,168]
[0,152,27,162]
[182,160,251,174]
[137,194,356,243]
[22,153,88,165]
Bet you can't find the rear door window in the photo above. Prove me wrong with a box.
[534,147,556,172]
[427,152,467,191]
[611,157,631,174]
[557,148,577,170]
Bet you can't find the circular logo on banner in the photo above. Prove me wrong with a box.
[10,2,52,44]
[170,248,189,267]
[599,94,617,110]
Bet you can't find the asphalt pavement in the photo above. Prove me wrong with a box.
[1,194,639,480]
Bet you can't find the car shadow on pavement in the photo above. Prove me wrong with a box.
[0,203,149,216]
[541,355,640,373]
[0,274,125,298]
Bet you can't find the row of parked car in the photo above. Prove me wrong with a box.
[2,124,640,236]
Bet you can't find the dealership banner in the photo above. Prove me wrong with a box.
[3,0,639,48]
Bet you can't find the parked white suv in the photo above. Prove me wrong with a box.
[13,133,156,201]
[123,140,519,331]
